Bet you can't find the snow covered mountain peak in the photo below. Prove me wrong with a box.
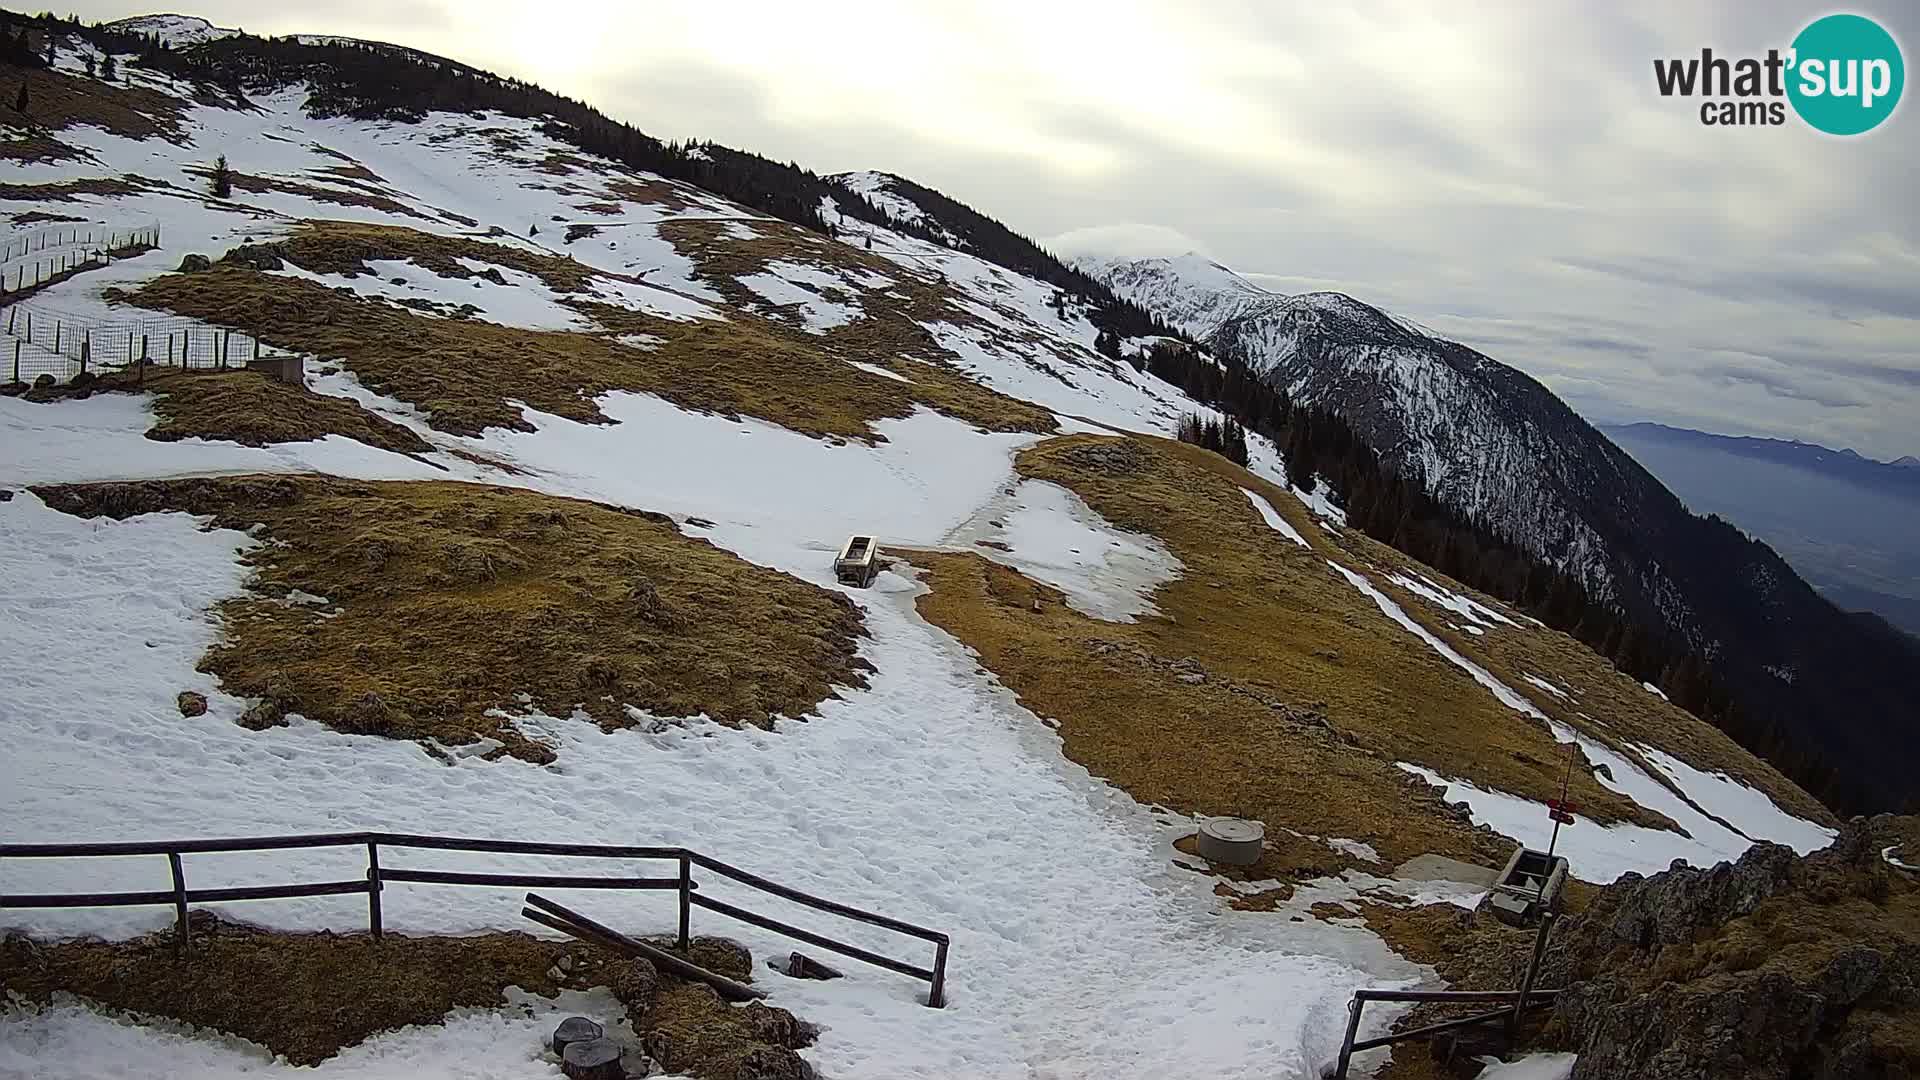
[103,13,238,46]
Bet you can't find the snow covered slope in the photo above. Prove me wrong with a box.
[103,13,237,46]
[0,20,1843,1079]
[1073,252,1268,338]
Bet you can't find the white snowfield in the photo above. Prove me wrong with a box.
[0,34,1830,1078]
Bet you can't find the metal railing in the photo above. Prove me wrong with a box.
[0,830,951,1008]
[1330,908,1563,1077]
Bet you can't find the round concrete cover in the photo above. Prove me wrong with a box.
[1201,817,1265,843]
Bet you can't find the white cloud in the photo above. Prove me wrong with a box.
[58,0,1920,458]
[1046,223,1211,260]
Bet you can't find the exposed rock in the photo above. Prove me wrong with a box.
[1540,818,1919,1080]
[176,691,209,717]
[176,253,212,273]
[1060,440,1145,474]
[236,700,288,730]
[0,489,12,501]
[1573,843,1796,955]
[219,244,286,271]
[476,266,508,285]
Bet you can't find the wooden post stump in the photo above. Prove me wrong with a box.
[560,1036,624,1080]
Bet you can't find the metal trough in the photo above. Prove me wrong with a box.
[1484,845,1568,927]
[835,535,880,587]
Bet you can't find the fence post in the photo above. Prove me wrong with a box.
[168,852,190,954]
[6,306,12,334]
[366,841,384,941]
[252,335,261,361]
[53,321,59,352]
[80,334,88,375]
[677,853,691,953]
[1332,996,1365,1080]
[928,939,949,1008]
[167,333,174,367]
[12,340,18,385]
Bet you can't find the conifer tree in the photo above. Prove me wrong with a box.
[14,81,27,114]
[211,153,232,198]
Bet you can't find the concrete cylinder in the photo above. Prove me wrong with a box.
[1196,817,1265,866]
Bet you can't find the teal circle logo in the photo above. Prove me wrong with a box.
[1787,13,1904,135]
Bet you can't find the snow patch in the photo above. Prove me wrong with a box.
[964,479,1182,623]
[1242,487,1310,548]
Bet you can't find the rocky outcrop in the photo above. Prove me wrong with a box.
[1542,817,1919,1080]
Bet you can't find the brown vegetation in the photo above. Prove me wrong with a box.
[135,367,432,453]
[117,221,1052,440]
[33,476,869,762]
[0,914,815,1077]
[0,60,186,142]
[0,176,146,201]
[1320,525,1834,827]
[219,170,432,220]
[908,435,1738,891]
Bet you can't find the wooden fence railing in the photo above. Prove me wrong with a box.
[0,831,950,1007]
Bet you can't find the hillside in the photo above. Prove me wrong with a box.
[1607,422,1920,636]
[0,13,1880,1080]
[1082,253,1920,815]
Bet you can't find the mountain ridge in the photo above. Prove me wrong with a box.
[1084,252,1920,814]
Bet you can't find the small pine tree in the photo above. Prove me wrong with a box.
[83,53,95,77]
[45,36,55,66]
[529,223,539,236]
[14,81,27,113]
[211,153,232,199]
[100,53,116,81]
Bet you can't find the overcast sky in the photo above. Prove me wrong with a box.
[66,1,1920,460]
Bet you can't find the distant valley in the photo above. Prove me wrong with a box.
[1605,423,1920,637]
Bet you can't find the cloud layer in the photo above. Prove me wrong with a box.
[67,0,1920,458]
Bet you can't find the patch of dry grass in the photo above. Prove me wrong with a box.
[33,476,869,763]
[129,367,432,453]
[910,434,1716,885]
[271,219,601,292]
[1320,522,1836,826]
[0,915,815,1077]
[116,222,1053,440]
[0,176,146,201]
[1,61,186,143]
[220,171,432,221]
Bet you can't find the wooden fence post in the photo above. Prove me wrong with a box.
[677,853,692,953]
[53,321,59,352]
[366,841,384,940]
[168,852,189,954]
[252,335,261,361]
[12,340,19,385]
[79,334,88,375]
